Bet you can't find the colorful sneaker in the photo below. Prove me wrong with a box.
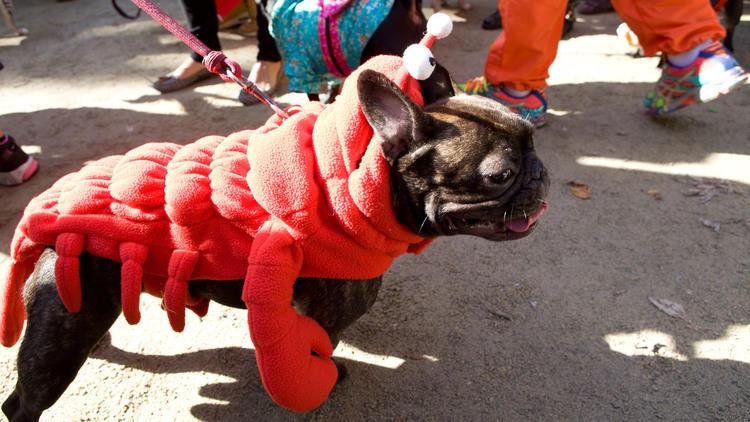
[0,135,38,186]
[645,40,747,116]
[460,77,548,128]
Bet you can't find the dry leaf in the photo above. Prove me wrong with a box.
[648,297,689,322]
[566,180,591,199]
[676,177,744,203]
[647,189,662,200]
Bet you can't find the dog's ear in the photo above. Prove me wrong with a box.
[358,69,426,163]
[419,63,455,106]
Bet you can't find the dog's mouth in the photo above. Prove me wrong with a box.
[442,200,548,241]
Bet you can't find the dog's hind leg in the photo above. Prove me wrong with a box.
[2,250,122,422]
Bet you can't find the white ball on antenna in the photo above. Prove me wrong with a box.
[427,13,453,39]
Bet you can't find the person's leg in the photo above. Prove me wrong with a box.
[484,0,566,91]
[153,0,218,92]
[239,0,283,105]
[183,0,221,62]
[462,0,566,127]
[613,0,747,115]
[255,2,281,63]
[612,0,722,57]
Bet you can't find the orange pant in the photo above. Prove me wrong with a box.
[485,0,726,91]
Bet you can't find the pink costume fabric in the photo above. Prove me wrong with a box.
[0,55,431,412]
[318,0,354,77]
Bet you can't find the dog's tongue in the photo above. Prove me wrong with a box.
[506,201,548,233]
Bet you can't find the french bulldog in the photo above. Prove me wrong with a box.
[2,65,549,421]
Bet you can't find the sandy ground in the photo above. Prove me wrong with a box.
[1,0,749,420]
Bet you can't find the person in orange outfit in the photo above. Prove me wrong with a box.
[462,0,747,127]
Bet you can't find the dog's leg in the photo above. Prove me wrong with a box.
[191,275,383,348]
[292,276,382,348]
[191,276,382,383]
[293,276,383,382]
[2,250,122,422]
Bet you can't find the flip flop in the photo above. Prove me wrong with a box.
[152,68,213,93]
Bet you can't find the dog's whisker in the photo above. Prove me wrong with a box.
[418,216,429,234]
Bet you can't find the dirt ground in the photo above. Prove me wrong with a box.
[1,0,749,420]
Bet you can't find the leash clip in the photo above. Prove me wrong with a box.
[224,70,290,119]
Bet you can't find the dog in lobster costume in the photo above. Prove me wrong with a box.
[1,14,549,419]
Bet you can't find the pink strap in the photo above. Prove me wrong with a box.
[318,0,352,78]
[319,0,351,17]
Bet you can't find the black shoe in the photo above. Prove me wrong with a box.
[0,135,38,186]
[481,10,502,30]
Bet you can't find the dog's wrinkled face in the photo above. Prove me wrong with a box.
[359,69,549,241]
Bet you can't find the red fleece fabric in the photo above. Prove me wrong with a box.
[0,55,432,412]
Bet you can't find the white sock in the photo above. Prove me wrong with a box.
[667,40,712,67]
[502,86,531,97]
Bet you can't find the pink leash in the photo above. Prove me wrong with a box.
[129,0,289,118]
[318,0,353,78]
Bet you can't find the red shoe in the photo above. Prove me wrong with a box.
[460,77,548,128]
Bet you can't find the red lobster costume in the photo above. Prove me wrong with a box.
[0,56,432,411]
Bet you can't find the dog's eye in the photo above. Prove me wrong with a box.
[487,169,513,185]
